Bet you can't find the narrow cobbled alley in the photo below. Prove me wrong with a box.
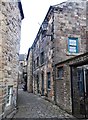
[12,88,74,119]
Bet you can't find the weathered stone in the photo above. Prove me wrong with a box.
[27,0,87,116]
[0,0,24,118]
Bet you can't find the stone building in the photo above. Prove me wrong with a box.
[54,1,88,118]
[27,0,87,117]
[27,48,33,93]
[55,52,88,118]
[19,54,27,84]
[0,0,24,118]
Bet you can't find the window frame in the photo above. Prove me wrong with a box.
[56,66,64,80]
[77,68,84,95]
[37,56,39,67]
[6,86,13,107]
[40,51,44,65]
[68,37,78,53]
[47,72,51,90]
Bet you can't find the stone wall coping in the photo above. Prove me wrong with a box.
[55,52,88,66]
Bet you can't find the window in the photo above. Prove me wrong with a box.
[20,62,23,67]
[77,68,84,95]
[68,37,78,53]
[40,52,44,64]
[37,57,39,67]
[57,67,64,79]
[36,74,39,93]
[6,86,13,107]
[47,72,51,89]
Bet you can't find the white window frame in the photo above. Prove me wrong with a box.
[6,86,13,107]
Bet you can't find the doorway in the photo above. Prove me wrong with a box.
[41,72,44,96]
[37,74,39,94]
[71,65,88,118]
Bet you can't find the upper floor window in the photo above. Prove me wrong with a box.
[37,57,39,67]
[57,67,64,79]
[40,51,44,64]
[68,37,78,53]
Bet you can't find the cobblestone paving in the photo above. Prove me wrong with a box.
[13,89,74,119]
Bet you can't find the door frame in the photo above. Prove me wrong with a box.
[41,72,44,96]
[71,64,88,118]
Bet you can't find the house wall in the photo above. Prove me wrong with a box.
[27,0,87,110]
[55,64,72,113]
[32,31,54,100]
[55,53,88,115]
[53,1,87,65]
[27,49,33,93]
[0,0,22,118]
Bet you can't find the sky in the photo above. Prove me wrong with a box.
[20,0,65,54]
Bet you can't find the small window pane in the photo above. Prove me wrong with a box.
[7,86,13,105]
[69,46,76,53]
[37,57,39,67]
[40,52,44,64]
[47,72,51,89]
[69,40,76,46]
[57,67,64,79]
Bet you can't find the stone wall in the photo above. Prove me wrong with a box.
[53,1,87,65]
[27,48,33,93]
[32,18,55,99]
[55,52,88,115]
[55,64,72,113]
[0,0,22,118]
[27,0,87,109]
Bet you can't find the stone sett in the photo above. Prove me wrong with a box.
[13,89,75,119]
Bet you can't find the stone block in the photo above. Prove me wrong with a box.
[0,0,23,117]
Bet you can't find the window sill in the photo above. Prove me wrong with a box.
[66,52,81,56]
[40,63,45,67]
[56,77,64,80]
[5,103,11,111]
[48,88,51,91]
[6,103,10,107]
[33,63,45,71]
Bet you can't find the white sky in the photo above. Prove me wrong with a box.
[20,0,65,54]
